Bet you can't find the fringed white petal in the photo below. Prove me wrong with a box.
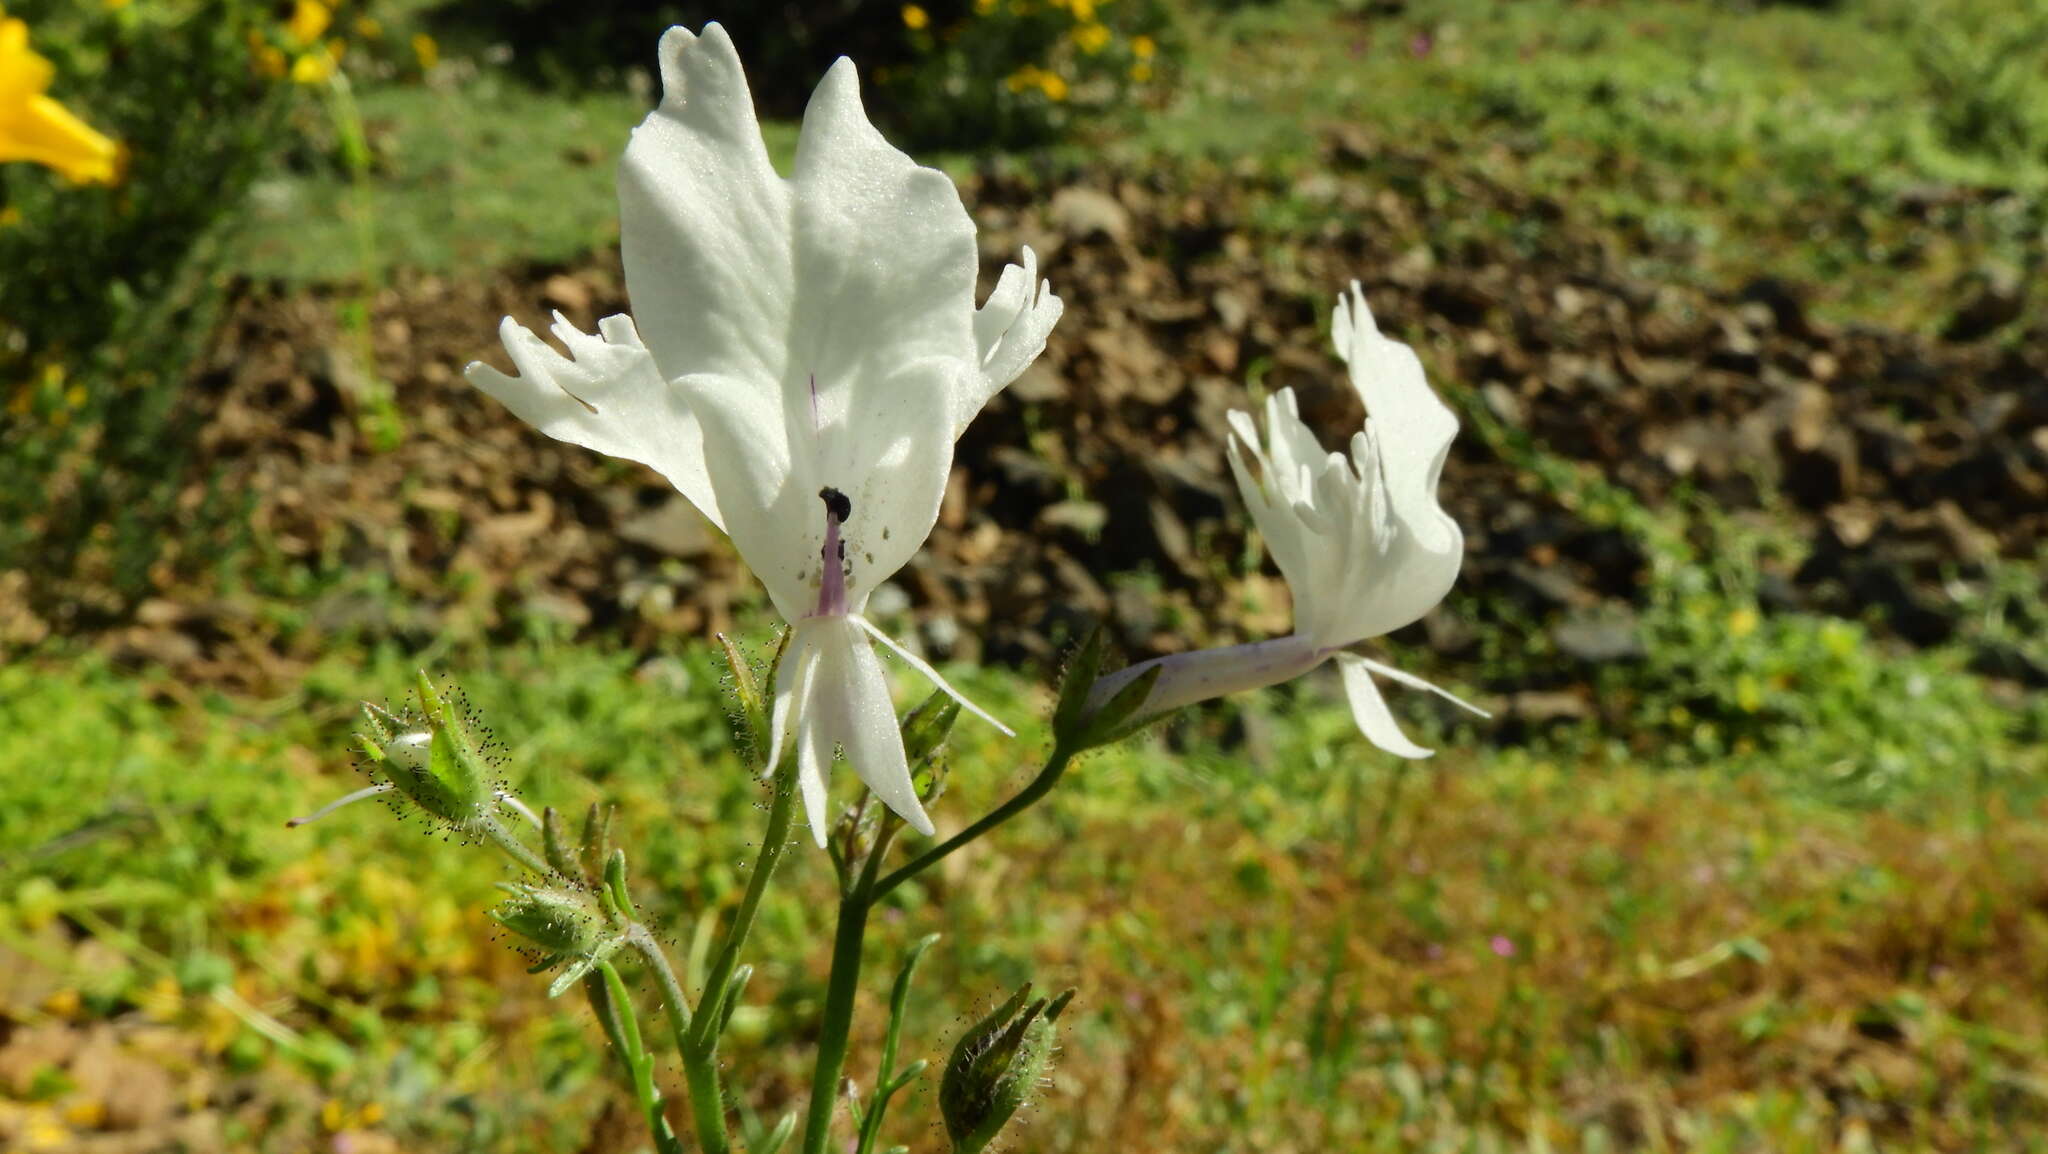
[465,313,724,530]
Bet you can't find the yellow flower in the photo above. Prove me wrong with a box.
[1132,34,1157,59]
[1727,606,1759,638]
[290,46,335,86]
[1073,22,1111,54]
[901,3,929,30]
[412,32,439,71]
[1038,71,1069,101]
[1130,61,1151,82]
[975,0,996,11]
[353,16,384,40]
[1071,0,1096,19]
[286,0,331,48]
[0,16,119,184]
[0,204,19,228]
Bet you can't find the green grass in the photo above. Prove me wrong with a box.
[232,75,799,285]
[230,0,2048,333]
[5,629,2047,1151]
[1128,0,2047,331]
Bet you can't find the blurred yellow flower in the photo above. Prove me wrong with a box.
[21,1106,69,1152]
[976,0,997,12]
[0,204,19,228]
[1727,605,1759,638]
[1040,72,1068,101]
[287,0,331,48]
[1071,0,1096,19]
[290,46,335,86]
[1074,22,1111,54]
[354,16,383,40]
[1132,34,1157,59]
[103,0,132,9]
[61,1100,105,1128]
[412,32,439,71]
[1130,61,1152,82]
[253,44,287,79]
[0,14,119,183]
[901,3,929,30]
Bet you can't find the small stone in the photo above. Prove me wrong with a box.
[1551,610,1646,662]
[1048,186,1130,243]
[542,273,592,315]
[1037,500,1108,537]
[617,498,714,558]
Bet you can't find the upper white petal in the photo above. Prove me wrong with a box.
[1222,284,1466,649]
[618,24,793,389]
[616,26,988,616]
[1331,284,1464,639]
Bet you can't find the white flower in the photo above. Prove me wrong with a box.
[1090,283,1484,756]
[465,24,1062,842]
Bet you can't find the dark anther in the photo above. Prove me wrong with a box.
[819,486,852,523]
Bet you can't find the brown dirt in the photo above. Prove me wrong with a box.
[24,142,2047,698]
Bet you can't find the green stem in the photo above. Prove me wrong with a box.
[872,743,1075,900]
[598,959,680,1154]
[481,818,552,877]
[585,970,639,1091]
[801,836,888,1154]
[804,743,1074,1153]
[691,762,799,1049]
[656,761,799,1154]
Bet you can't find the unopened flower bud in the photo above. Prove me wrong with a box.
[940,983,1074,1154]
[490,883,621,996]
[356,673,506,833]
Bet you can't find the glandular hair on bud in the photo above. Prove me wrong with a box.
[940,983,1072,1154]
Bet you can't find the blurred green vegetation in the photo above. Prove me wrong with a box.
[6,633,2048,1149]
